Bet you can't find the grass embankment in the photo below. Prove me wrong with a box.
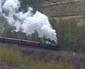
[0,44,85,69]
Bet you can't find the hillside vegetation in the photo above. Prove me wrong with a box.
[0,0,85,69]
[0,44,85,69]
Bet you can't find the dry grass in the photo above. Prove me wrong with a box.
[0,47,64,69]
[0,45,85,69]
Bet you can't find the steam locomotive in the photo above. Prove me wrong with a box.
[0,37,60,51]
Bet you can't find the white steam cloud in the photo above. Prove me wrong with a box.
[0,0,57,43]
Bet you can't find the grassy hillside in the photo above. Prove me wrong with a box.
[42,0,84,16]
[50,16,85,52]
[0,44,85,69]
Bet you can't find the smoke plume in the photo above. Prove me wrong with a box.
[0,0,57,43]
